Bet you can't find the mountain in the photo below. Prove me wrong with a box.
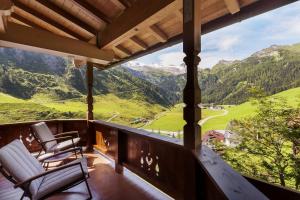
[138,43,300,104]
[0,42,299,106]
[0,48,177,107]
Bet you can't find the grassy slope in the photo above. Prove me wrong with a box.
[31,94,164,126]
[0,95,82,124]
[144,87,300,133]
[202,87,300,133]
[0,93,24,103]
[144,104,223,132]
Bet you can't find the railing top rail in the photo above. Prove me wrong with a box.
[195,145,269,200]
[91,120,183,147]
[0,119,86,127]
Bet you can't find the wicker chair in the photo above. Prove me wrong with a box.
[0,140,92,200]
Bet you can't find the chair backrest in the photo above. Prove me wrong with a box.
[0,140,45,196]
[31,122,57,152]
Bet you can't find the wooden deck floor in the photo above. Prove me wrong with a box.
[0,152,172,200]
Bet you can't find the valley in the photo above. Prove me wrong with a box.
[0,43,299,136]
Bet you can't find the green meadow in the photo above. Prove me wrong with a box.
[143,104,223,132]
[145,87,300,134]
[0,93,165,126]
[0,87,299,132]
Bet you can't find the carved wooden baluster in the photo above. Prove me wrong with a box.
[86,62,94,121]
[183,0,202,199]
[183,0,202,150]
[86,62,94,151]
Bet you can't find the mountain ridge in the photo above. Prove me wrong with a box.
[0,42,299,106]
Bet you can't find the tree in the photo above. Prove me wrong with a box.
[223,96,300,188]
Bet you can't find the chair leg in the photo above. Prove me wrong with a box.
[80,147,84,158]
[84,178,92,200]
[19,192,25,200]
[45,162,49,171]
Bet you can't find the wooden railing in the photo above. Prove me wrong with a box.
[90,120,277,199]
[1,119,299,199]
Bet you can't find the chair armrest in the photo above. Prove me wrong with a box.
[41,136,73,144]
[55,131,79,138]
[14,162,83,188]
[38,147,82,162]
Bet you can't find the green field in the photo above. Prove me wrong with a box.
[143,104,223,132]
[0,93,164,126]
[144,87,300,134]
[0,87,299,131]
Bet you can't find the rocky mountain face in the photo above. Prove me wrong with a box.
[0,43,299,106]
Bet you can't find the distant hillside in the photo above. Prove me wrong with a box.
[139,43,300,104]
[0,42,300,106]
[0,48,177,107]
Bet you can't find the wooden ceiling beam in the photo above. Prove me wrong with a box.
[0,22,114,65]
[72,0,112,24]
[36,0,96,35]
[110,0,127,10]
[224,0,240,14]
[118,0,132,8]
[130,36,147,50]
[11,13,43,30]
[0,0,13,33]
[175,9,183,22]
[12,1,87,41]
[115,45,131,57]
[107,0,297,68]
[149,24,168,43]
[98,0,180,49]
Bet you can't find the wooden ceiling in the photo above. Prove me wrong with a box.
[0,0,297,68]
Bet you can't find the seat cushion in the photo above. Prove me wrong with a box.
[34,157,88,200]
[0,140,45,195]
[50,137,80,152]
[31,122,57,152]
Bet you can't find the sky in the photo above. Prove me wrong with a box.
[127,1,300,69]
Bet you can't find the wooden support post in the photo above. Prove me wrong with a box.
[86,62,94,151]
[183,0,202,199]
[183,0,202,150]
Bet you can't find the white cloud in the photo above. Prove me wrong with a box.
[158,52,185,67]
[218,36,240,51]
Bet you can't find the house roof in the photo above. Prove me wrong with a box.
[0,0,297,68]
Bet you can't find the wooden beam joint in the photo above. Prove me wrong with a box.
[149,24,168,43]
[0,0,13,33]
[224,0,240,14]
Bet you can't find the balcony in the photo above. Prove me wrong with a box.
[0,119,299,199]
[1,0,300,199]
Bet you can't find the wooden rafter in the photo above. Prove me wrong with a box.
[11,13,42,30]
[130,36,147,50]
[118,0,132,8]
[149,24,168,42]
[224,0,240,14]
[0,22,114,65]
[12,0,87,41]
[110,0,127,10]
[0,0,13,33]
[72,0,112,24]
[98,0,180,49]
[108,0,297,68]
[175,9,183,22]
[36,0,96,35]
[115,45,131,57]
